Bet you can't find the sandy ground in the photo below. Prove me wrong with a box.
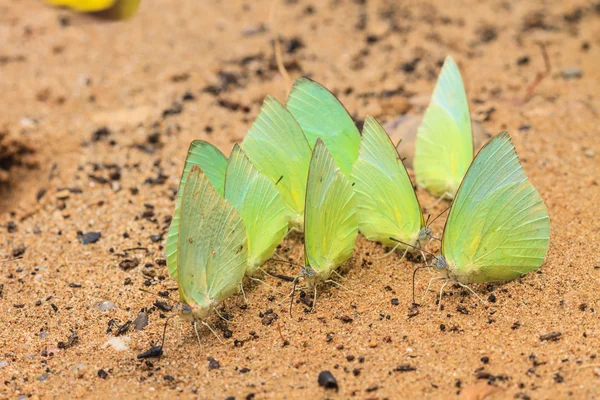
[1,0,599,398]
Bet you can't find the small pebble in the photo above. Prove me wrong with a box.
[93,300,115,312]
[317,370,338,391]
[562,67,582,79]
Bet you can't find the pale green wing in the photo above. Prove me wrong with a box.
[177,165,247,311]
[414,56,473,198]
[166,141,228,279]
[352,116,424,249]
[241,96,312,230]
[225,144,288,275]
[286,77,361,177]
[442,132,550,283]
[305,139,358,280]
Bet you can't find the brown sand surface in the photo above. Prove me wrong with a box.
[1,0,599,399]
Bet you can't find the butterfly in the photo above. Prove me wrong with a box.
[166,141,228,279]
[175,164,247,323]
[286,77,361,178]
[300,139,358,305]
[352,116,431,254]
[167,141,287,279]
[242,96,312,231]
[414,56,473,200]
[44,0,140,19]
[433,132,550,287]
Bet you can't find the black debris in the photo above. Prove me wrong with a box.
[208,357,220,370]
[57,330,79,349]
[133,311,149,331]
[119,258,140,271]
[97,369,108,379]
[540,331,562,341]
[317,370,338,391]
[78,231,101,245]
[137,346,163,359]
[394,364,417,373]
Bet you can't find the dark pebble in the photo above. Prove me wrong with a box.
[488,294,497,303]
[78,231,101,245]
[317,370,338,391]
[208,357,220,370]
[137,345,163,359]
[97,369,108,379]
[391,298,399,306]
[540,331,562,341]
[481,356,490,364]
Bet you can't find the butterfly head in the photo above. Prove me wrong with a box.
[418,226,433,241]
[435,255,447,270]
[174,302,211,322]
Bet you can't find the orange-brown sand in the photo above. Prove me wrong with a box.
[1,1,599,398]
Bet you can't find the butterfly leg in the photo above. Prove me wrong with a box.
[438,280,450,311]
[311,285,317,312]
[193,322,203,351]
[239,282,247,303]
[324,278,357,294]
[373,242,401,260]
[457,282,485,303]
[421,276,445,303]
[202,321,224,344]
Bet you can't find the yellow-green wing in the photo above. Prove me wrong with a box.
[305,139,358,280]
[177,165,247,312]
[241,96,311,230]
[352,116,424,249]
[166,141,228,279]
[45,0,139,18]
[286,77,361,177]
[442,132,550,283]
[225,144,288,275]
[414,56,473,198]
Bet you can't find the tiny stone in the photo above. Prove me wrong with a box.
[562,67,583,79]
[317,370,338,391]
[94,300,115,312]
[78,231,101,245]
[207,357,220,370]
[97,369,108,379]
[368,340,377,348]
[488,294,497,303]
[481,356,490,364]
[391,298,399,306]
[133,312,149,331]
[56,189,70,200]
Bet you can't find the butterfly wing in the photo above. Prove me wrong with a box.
[177,165,247,311]
[414,56,473,198]
[45,0,139,18]
[225,144,288,275]
[286,77,361,177]
[442,132,550,283]
[166,141,228,279]
[305,139,358,279]
[352,116,424,249]
[44,0,117,11]
[241,96,312,230]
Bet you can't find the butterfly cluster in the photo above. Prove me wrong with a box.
[166,56,550,325]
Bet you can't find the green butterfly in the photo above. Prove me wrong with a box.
[286,77,361,178]
[352,116,431,253]
[434,132,550,285]
[225,144,288,276]
[242,96,312,231]
[166,141,228,279]
[176,164,247,322]
[301,139,358,289]
[167,141,287,278]
[414,56,473,199]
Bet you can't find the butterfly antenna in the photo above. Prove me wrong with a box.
[411,266,431,305]
[258,266,296,282]
[289,276,299,317]
[425,213,431,227]
[269,256,303,269]
[389,237,438,259]
[138,288,178,304]
[156,314,175,357]
[428,205,451,226]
